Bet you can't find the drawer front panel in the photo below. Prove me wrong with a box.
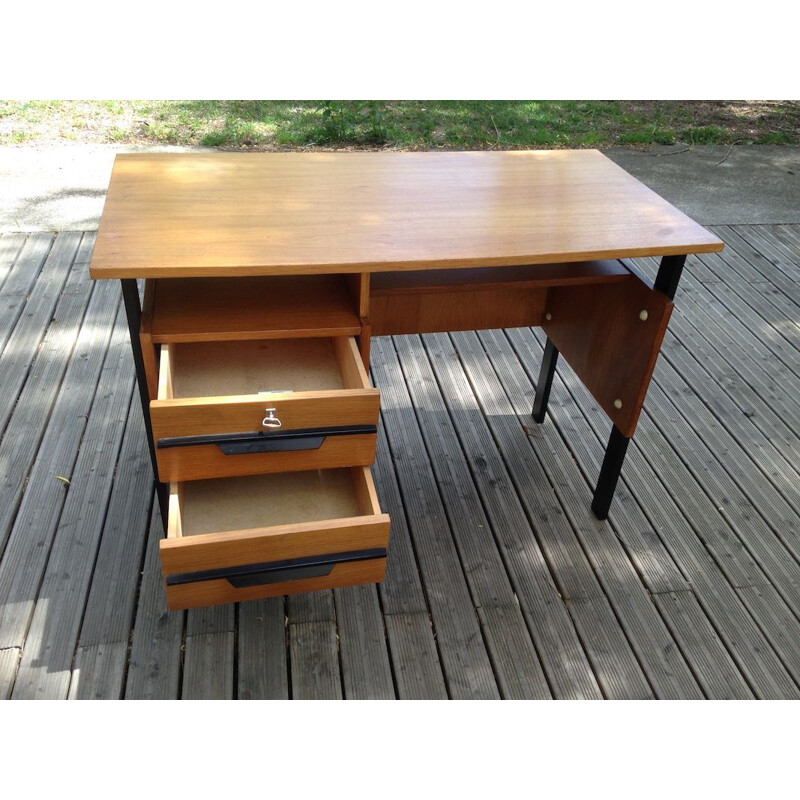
[160,515,390,611]
[156,430,377,482]
[164,558,387,610]
[152,389,379,439]
[151,391,379,480]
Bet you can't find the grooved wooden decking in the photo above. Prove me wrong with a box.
[1,226,800,699]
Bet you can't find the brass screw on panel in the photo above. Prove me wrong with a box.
[545,312,552,320]
[639,309,649,321]
[613,399,623,410]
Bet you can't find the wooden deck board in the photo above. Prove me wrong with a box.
[70,642,128,700]
[463,329,702,698]
[392,334,555,699]
[417,332,617,698]
[237,598,288,700]
[523,320,800,698]
[0,247,97,553]
[0,648,20,699]
[286,590,342,698]
[2,226,800,699]
[371,337,500,699]
[372,430,449,695]
[10,314,135,699]
[289,621,342,699]
[652,591,755,700]
[0,233,53,352]
[735,585,800,681]
[765,224,800,271]
[499,327,692,596]
[68,412,154,698]
[382,612,448,699]
[643,358,800,611]
[697,278,800,379]
[702,236,800,362]
[670,278,800,477]
[183,632,235,700]
[716,225,800,292]
[0,290,123,650]
[125,505,184,700]
[334,585,396,700]
[77,407,153,648]
[183,605,235,699]
[0,232,81,437]
[735,225,800,284]
[0,233,28,291]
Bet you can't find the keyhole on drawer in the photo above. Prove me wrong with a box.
[262,408,282,428]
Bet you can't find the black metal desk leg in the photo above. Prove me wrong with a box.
[532,338,559,422]
[120,279,168,525]
[590,255,687,520]
[591,425,630,520]
[654,254,686,301]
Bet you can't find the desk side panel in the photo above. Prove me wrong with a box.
[542,274,673,438]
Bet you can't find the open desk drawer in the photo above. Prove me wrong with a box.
[151,336,379,482]
[160,467,390,610]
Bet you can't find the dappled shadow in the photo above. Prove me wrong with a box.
[4,224,800,698]
[135,100,800,150]
[1,187,107,232]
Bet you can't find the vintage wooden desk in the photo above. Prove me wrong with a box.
[89,150,723,611]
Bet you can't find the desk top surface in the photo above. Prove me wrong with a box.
[89,150,723,279]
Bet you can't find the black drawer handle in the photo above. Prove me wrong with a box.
[157,424,377,455]
[219,435,325,455]
[166,547,387,588]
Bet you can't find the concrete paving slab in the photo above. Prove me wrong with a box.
[0,144,212,232]
[605,145,800,225]
[1,143,798,231]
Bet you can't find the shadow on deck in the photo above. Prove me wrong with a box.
[1,224,800,699]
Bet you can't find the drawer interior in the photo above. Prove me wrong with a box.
[168,465,382,538]
[159,336,369,400]
[177,469,366,536]
[160,466,389,610]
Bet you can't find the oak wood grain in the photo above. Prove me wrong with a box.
[90,151,723,279]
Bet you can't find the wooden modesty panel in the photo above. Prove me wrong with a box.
[542,271,673,438]
[368,260,630,336]
[370,260,630,293]
[370,285,547,336]
[159,467,390,610]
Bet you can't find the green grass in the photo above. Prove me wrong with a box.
[1,100,798,148]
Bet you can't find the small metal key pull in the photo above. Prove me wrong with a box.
[262,408,282,429]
